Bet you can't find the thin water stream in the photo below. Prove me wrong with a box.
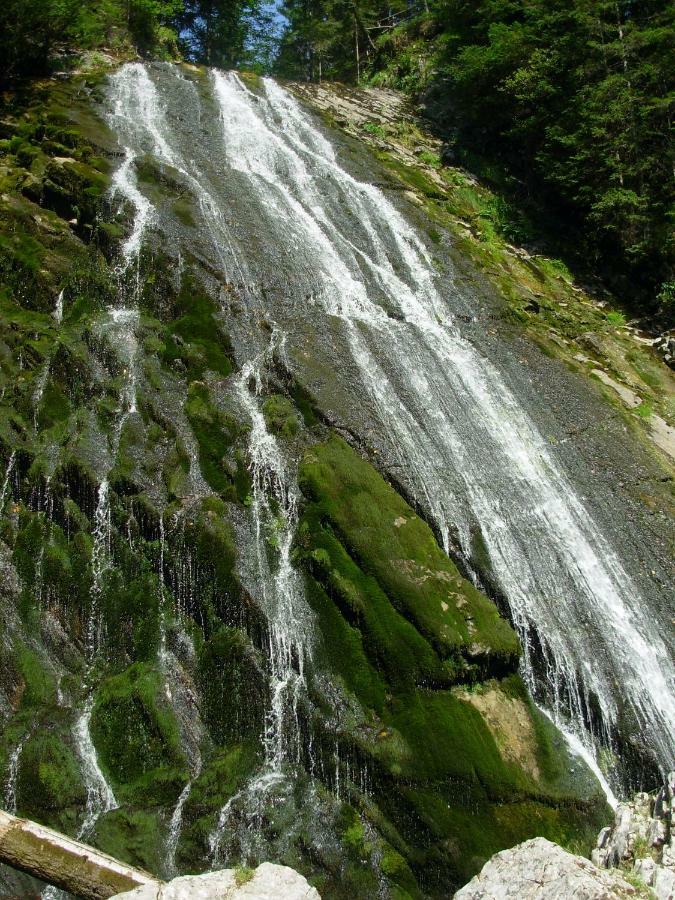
[209,330,314,864]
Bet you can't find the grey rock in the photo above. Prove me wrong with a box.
[114,862,321,900]
[453,837,637,899]
[654,865,675,900]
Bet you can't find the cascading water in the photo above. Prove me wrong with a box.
[99,60,674,820]
[73,305,140,835]
[203,70,673,786]
[0,451,16,508]
[74,697,117,840]
[3,730,31,815]
[105,64,217,871]
[63,66,155,846]
[208,330,314,865]
[237,332,311,774]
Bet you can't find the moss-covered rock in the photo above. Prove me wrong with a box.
[90,662,188,806]
[197,627,268,746]
[177,744,259,872]
[297,434,609,891]
[95,807,164,875]
[16,719,87,834]
[299,435,520,674]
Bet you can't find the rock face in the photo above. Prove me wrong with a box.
[114,863,320,899]
[453,837,637,899]
[593,773,675,900]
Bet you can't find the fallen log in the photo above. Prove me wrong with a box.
[0,810,159,899]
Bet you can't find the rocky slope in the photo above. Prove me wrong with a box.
[290,80,675,467]
[0,58,672,899]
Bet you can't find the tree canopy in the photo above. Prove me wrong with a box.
[2,0,672,321]
[0,0,278,82]
[274,0,674,323]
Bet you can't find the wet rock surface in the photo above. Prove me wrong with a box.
[0,60,673,900]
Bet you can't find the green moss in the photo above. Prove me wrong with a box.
[299,436,519,668]
[14,644,57,707]
[296,435,609,891]
[235,867,255,886]
[182,499,239,619]
[102,570,161,664]
[172,197,196,227]
[633,400,653,419]
[304,576,387,711]
[91,662,188,805]
[17,723,86,833]
[262,394,299,438]
[178,744,259,871]
[185,382,240,497]
[95,808,163,875]
[197,627,267,745]
[160,275,233,381]
[300,520,451,694]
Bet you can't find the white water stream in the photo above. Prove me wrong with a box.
[206,71,675,782]
[0,452,16,512]
[3,729,31,815]
[61,66,153,847]
[100,61,675,801]
[209,330,314,864]
[91,62,675,860]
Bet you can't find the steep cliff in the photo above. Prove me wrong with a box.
[0,59,672,899]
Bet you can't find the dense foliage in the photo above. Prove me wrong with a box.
[275,0,675,324]
[2,0,673,319]
[0,0,277,82]
[0,0,183,80]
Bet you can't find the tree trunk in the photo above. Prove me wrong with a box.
[0,811,159,900]
[355,19,360,83]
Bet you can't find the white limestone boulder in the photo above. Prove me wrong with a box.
[113,862,320,900]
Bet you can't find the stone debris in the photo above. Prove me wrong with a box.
[113,862,321,900]
[593,772,675,900]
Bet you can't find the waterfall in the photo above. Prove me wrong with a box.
[75,696,117,840]
[60,65,155,844]
[236,331,311,773]
[0,451,16,508]
[165,773,197,878]
[101,60,674,807]
[208,330,314,865]
[205,71,674,782]
[54,289,64,325]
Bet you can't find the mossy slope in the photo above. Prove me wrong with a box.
[297,436,609,889]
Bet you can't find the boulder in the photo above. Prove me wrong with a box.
[113,862,321,899]
[453,837,637,899]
